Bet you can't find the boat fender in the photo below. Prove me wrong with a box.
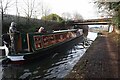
[0,44,9,56]
[2,58,11,66]
[3,44,9,56]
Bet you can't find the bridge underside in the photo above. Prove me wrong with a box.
[73,22,111,25]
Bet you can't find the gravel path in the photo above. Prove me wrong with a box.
[65,33,119,79]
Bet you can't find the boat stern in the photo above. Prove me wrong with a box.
[7,55,24,61]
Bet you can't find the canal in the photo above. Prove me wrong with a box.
[0,32,97,79]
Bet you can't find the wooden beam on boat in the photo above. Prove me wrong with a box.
[27,33,31,52]
[17,34,22,52]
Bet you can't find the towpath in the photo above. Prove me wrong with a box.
[65,32,119,79]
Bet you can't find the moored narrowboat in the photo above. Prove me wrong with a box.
[1,29,84,62]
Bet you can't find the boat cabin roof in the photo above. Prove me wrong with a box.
[53,29,77,33]
[27,29,78,35]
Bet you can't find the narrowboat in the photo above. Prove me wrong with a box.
[2,29,84,62]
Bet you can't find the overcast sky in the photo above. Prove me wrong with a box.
[6,0,99,19]
[43,0,99,19]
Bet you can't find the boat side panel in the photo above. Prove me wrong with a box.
[23,35,84,60]
[28,31,79,51]
[16,29,81,53]
[42,34,55,48]
[21,33,28,50]
[28,33,43,51]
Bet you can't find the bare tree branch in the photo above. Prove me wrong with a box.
[73,12,83,20]
[0,0,3,12]
[23,0,37,18]
[29,0,35,18]
[0,0,14,14]
[23,8,28,17]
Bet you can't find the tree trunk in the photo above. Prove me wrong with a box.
[0,12,3,46]
[112,24,116,32]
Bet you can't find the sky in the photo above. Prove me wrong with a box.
[42,0,99,19]
[6,0,100,19]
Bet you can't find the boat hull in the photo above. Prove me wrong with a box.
[8,35,84,62]
[5,29,84,62]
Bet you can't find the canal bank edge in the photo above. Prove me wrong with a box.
[65,32,119,79]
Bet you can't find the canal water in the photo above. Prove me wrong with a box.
[0,32,97,79]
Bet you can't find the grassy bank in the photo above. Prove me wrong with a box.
[108,30,120,46]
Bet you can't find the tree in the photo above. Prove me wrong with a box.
[109,2,120,29]
[0,0,14,36]
[0,13,2,45]
[62,12,72,21]
[22,0,40,30]
[0,0,14,46]
[41,3,51,19]
[41,13,64,22]
[73,12,83,21]
[23,0,36,18]
[0,0,14,22]
[95,0,120,29]
[41,13,65,30]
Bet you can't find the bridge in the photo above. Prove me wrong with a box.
[73,18,112,25]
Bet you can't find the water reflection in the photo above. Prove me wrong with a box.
[0,32,97,79]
